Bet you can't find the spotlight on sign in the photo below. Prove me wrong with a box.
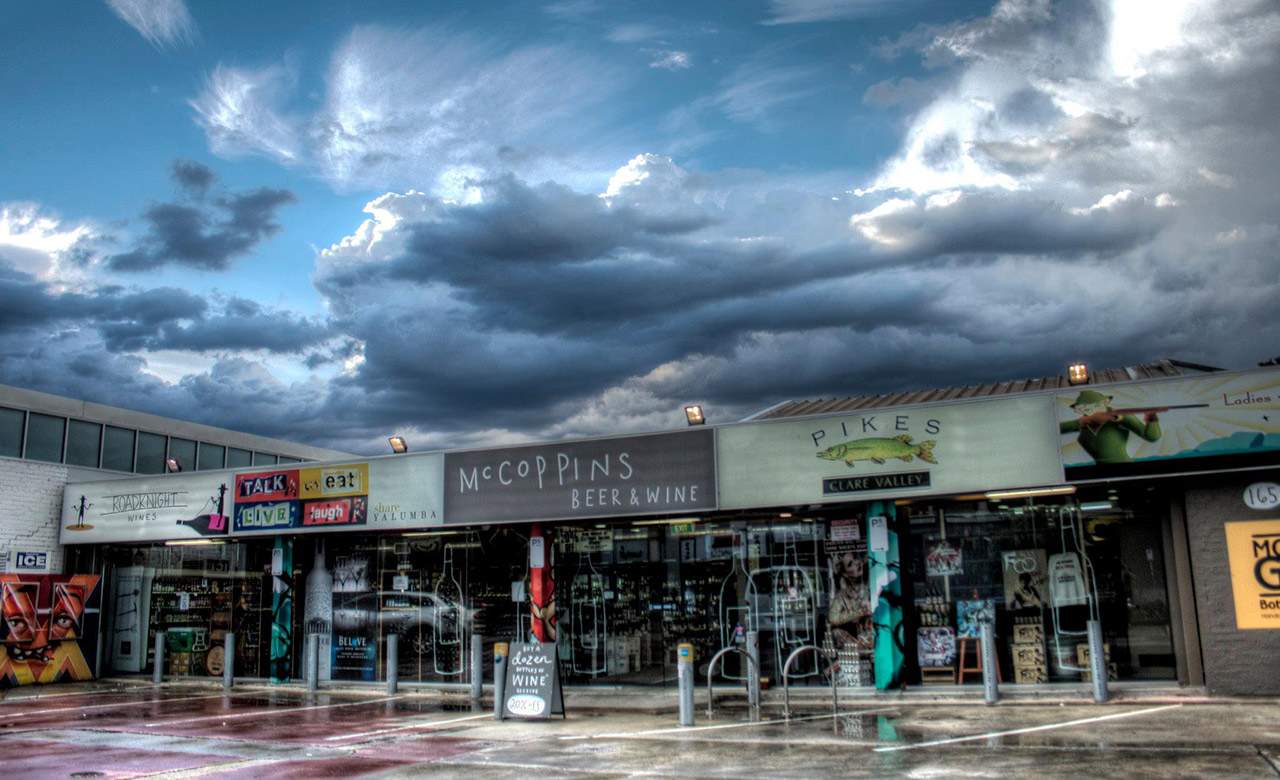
[684,405,706,426]
[1067,362,1089,385]
[165,457,182,473]
[388,435,408,454]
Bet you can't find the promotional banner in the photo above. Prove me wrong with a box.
[444,430,716,525]
[1058,369,1280,479]
[60,474,231,544]
[718,396,1062,509]
[232,456,442,536]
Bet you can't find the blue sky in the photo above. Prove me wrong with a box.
[2,0,1278,453]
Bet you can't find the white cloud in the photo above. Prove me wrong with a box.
[189,62,302,163]
[763,0,906,26]
[649,50,692,70]
[105,0,196,49]
[0,203,99,288]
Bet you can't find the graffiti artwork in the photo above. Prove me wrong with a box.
[0,574,101,687]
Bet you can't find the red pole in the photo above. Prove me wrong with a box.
[529,524,556,643]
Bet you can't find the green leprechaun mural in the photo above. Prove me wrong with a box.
[1059,389,1162,465]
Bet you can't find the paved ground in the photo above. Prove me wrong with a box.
[2,682,1279,778]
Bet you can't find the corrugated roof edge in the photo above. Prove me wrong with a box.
[746,357,1227,421]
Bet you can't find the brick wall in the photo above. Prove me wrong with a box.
[0,457,73,574]
[1185,471,1280,695]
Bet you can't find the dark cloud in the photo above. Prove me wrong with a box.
[171,159,216,197]
[108,185,295,272]
[0,262,325,356]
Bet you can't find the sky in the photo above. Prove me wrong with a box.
[1,0,1278,455]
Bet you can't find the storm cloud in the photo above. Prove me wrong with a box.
[108,184,295,272]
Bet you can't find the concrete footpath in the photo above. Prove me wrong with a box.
[1,680,1278,778]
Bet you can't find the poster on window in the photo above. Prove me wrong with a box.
[925,541,962,577]
[956,599,995,638]
[1002,549,1048,609]
[917,627,956,667]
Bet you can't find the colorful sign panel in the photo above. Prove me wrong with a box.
[234,500,300,532]
[1224,519,1280,630]
[444,430,716,525]
[717,396,1062,509]
[235,469,299,503]
[60,474,232,544]
[233,456,442,536]
[1058,369,1280,479]
[300,463,368,500]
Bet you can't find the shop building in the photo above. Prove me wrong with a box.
[0,382,349,685]
[20,361,1280,696]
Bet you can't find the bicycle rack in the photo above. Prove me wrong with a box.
[781,644,839,723]
[706,645,760,722]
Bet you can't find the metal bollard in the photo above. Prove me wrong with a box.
[306,634,319,693]
[1087,620,1108,703]
[386,633,399,695]
[222,632,235,690]
[677,643,695,727]
[981,621,999,705]
[746,630,761,722]
[493,642,508,720]
[470,634,483,707]
[152,631,166,685]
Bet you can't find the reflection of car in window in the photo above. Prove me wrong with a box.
[331,590,476,634]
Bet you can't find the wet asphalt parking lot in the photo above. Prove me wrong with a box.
[1,683,1279,778]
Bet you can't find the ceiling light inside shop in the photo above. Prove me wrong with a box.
[1080,501,1114,512]
[632,517,701,526]
[985,486,1077,500]
[165,539,224,546]
[778,512,792,518]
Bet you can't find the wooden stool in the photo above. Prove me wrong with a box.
[955,637,1002,684]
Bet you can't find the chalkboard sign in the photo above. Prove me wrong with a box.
[502,642,565,719]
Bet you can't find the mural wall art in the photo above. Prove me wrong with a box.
[0,574,102,687]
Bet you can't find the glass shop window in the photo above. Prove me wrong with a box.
[101,426,136,472]
[226,447,252,468]
[902,490,1176,687]
[66,419,103,468]
[25,413,66,463]
[0,406,24,458]
[136,432,167,474]
[252,452,278,466]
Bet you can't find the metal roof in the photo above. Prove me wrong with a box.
[747,358,1223,421]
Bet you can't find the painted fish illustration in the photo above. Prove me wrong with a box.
[816,434,937,467]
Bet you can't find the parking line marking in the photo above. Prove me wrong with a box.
[326,712,492,741]
[145,695,403,727]
[560,708,897,740]
[0,693,237,720]
[873,703,1184,752]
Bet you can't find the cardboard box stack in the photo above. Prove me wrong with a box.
[1011,621,1048,684]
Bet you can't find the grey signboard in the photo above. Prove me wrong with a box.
[444,429,716,525]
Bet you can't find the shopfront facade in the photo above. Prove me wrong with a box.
[41,366,1280,696]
